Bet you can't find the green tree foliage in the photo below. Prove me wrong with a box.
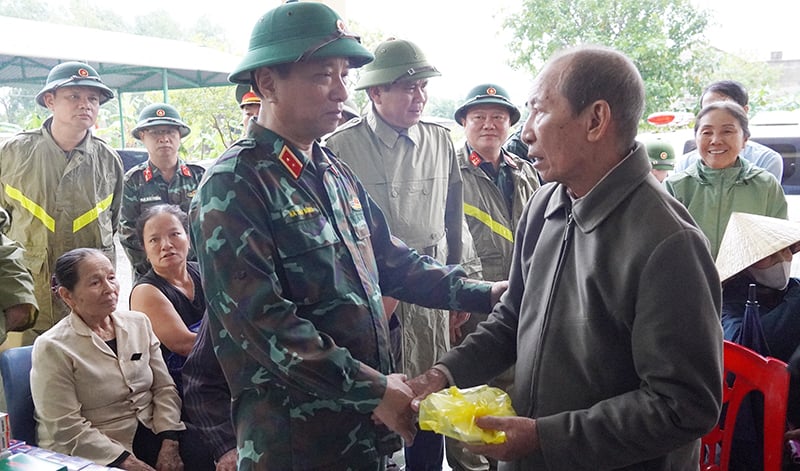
[0,0,48,20]
[134,11,183,40]
[503,0,711,118]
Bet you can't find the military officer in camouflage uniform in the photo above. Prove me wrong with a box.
[324,38,464,469]
[189,3,505,470]
[0,61,123,344]
[0,207,38,345]
[120,103,205,277]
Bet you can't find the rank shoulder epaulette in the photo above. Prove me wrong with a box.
[327,115,365,136]
[417,117,451,131]
[233,137,258,149]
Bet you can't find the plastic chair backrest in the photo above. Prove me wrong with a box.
[0,345,36,445]
[700,340,789,471]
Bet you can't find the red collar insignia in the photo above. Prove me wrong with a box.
[279,145,304,180]
[180,164,191,177]
[469,151,483,167]
[143,165,153,182]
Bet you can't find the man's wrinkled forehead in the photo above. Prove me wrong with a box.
[526,60,568,109]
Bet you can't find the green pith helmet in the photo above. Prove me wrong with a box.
[35,61,114,107]
[228,2,373,84]
[355,38,441,90]
[131,103,191,140]
[454,83,520,126]
[645,140,676,170]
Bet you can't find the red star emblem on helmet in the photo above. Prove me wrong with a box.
[486,87,497,95]
[78,68,89,77]
[156,109,166,117]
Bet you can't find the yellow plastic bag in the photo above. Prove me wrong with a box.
[418,384,516,444]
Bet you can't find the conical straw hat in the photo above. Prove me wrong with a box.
[716,212,800,282]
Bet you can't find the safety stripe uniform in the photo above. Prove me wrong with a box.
[457,143,540,282]
[0,117,123,342]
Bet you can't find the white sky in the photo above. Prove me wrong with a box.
[45,0,800,105]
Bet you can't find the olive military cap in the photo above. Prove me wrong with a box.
[454,83,521,126]
[228,2,373,84]
[355,38,441,90]
[35,61,114,107]
[131,103,191,140]
[646,140,676,170]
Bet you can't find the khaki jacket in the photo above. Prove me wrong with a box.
[31,310,184,465]
[0,119,123,336]
[457,144,540,282]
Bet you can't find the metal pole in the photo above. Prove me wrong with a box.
[117,90,125,149]
[162,69,168,103]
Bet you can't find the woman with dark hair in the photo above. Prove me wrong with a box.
[665,101,787,258]
[129,204,204,395]
[30,248,185,471]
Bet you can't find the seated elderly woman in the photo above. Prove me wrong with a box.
[30,248,185,470]
[717,212,800,362]
[129,204,205,395]
[665,101,787,258]
[716,212,800,469]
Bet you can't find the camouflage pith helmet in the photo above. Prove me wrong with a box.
[355,38,441,90]
[228,2,373,84]
[35,61,114,107]
[454,83,520,126]
[131,103,191,140]
[645,140,676,170]
[235,84,261,108]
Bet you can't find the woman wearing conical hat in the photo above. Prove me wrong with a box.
[717,212,800,363]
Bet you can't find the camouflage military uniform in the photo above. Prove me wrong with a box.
[120,159,205,276]
[189,122,492,470]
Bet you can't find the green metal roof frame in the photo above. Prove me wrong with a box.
[0,16,242,146]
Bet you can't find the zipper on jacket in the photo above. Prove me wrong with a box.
[528,206,574,417]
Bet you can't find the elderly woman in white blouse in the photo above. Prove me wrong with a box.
[31,248,184,471]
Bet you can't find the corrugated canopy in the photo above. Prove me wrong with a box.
[0,16,241,92]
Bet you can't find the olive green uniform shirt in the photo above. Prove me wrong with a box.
[325,107,464,377]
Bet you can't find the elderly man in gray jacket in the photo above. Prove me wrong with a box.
[409,45,723,471]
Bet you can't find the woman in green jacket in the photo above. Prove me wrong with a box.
[665,101,787,258]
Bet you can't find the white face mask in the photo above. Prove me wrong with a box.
[748,260,792,290]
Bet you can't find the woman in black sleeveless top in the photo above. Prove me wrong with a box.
[130,204,205,395]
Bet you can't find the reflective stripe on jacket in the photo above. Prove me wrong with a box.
[0,118,123,332]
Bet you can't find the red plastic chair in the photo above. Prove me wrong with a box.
[700,340,789,471]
